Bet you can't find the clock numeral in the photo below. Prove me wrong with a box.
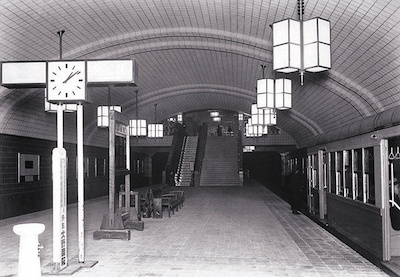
[65,93,68,98]
[50,79,55,82]
[58,66,61,70]
[72,91,75,95]
[72,66,75,70]
[52,86,57,90]
[79,79,83,82]
[58,91,62,95]
[52,72,57,75]
[65,64,68,69]
[77,86,81,89]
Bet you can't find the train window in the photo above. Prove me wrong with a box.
[354,149,363,201]
[312,154,318,188]
[329,152,336,194]
[365,147,375,204]
[344,150,353,198]
[337,151,344,196]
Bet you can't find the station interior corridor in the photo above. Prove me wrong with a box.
[0,180,389,277]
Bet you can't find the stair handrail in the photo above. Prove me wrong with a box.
[193,123,208,186]
[237,129,243,173]
[175,136,187,186]
[165,123,186,186]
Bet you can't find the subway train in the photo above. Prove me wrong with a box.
[268,106,400,266]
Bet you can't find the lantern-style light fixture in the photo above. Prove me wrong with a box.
[210,111,219,117]
[129,119,147,136]
[251,104,276,126]
[129,90,147,136]
[274,79,292,110]
[148,123,163,138]
[245,118,267,137]
[243,145,255,152]
[97,106,121,128]
[272,0,331,85]
[257,65,292,110]
[148,103,163,138]
[177,113,183,123]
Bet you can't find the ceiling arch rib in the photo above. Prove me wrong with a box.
[63,28,272,60]
[60,28,379,126]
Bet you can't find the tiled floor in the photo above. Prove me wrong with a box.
[0,180,389,277]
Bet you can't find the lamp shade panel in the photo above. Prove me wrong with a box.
[257,79,275,109]
[303,18,331,72]
[97,106,122,127]
[273,19,301,73]
[275,79,292,110]
[129,119,147,136]
[148,123,163,138]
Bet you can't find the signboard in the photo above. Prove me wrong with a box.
[52,147,67,271]
[1,62,46,88]
[87,60,138,86]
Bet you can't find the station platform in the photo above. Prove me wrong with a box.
[0,180,389,277]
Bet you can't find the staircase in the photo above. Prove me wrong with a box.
[199,136,241,186]
[177,136,198,186]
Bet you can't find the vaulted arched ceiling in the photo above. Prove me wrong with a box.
[0,0,399,148]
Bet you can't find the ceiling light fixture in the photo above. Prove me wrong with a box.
[272,0,331,85]
[129,90,147,136]
[148,103,163,138]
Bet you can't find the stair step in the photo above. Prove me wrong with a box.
[199,136,241,187]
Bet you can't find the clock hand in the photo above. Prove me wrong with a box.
[63,71,81,83]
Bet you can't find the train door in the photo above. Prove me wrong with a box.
[307,154,318,215]
[318,149,327,220]
[387,139,400,259]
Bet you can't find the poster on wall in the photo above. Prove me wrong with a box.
[18,153,40,182]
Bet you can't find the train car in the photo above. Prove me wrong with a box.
[284,111,400,266]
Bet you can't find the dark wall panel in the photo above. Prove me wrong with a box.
[0,134,108,220]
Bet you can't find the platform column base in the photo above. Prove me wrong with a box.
[93,214,131,240]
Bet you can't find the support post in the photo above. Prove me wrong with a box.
[125,125,130,212]
[57,104,63,148]
[77,103,84,263]
[109,109,115,228]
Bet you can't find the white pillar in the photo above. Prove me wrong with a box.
[13,223,45,277]
[77,103,84,263]
[57,104,63,148]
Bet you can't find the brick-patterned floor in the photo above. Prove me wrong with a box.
[0,180,388,276]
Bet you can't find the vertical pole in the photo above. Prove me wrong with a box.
[135,90,139,119]
[57,104,63,148]
[381,139,391,261]
[57,30,65,61]
[154,103,158,142]
[125,125,130,212]
[108,87,115,228]
[77,103,84,263]
[53,29,68,272]
[298,0,305,85]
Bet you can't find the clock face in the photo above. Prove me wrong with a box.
[47,61,86,103]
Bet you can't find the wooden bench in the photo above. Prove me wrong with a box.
[119,184,185,219]
[152,187,180,218]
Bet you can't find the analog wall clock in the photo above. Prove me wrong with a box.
[47,61,87,103]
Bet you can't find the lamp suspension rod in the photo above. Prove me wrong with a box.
[135,90,139,119]
[298,0,305,85]
[57,30,65,60]
[261,64,266,79]
[297,0,304,21]
[154,103,157,123]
